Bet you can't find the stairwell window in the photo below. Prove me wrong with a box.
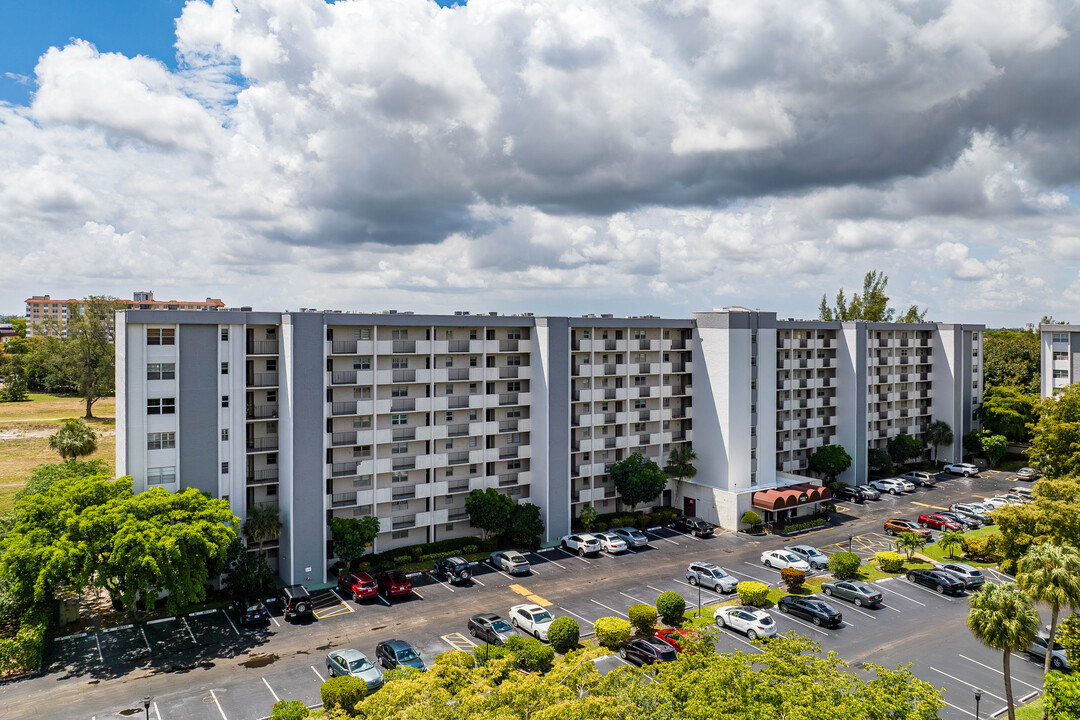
[147,398,175,415]
[146,328,175,345]
[147,466,176,485]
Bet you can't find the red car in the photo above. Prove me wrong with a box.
[337,572,379,601]
[655,628,700,653]
[374,569,413,599]
[917,513,962,531]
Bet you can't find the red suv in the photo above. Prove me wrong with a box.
[917,514,962,531]
[374,569,413,599]
[338,572,379,601]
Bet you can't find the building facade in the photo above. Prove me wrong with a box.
[116,307,981,586]
[1040,324,1080,397]
[25,291,224,337]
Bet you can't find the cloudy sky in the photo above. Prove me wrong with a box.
[1,0,1079,325]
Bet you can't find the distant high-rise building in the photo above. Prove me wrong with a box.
[25,292,224,337]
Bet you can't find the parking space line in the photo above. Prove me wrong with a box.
[330,588,356,611]
[725,567,776,585]
[377,595,391,606]
[589,599,628,618]
[957,655,1040,691]
[94,632,103,662]
[311,666,325,682]
[558,606,595,625]
[471,575,485,586]
[811,595,875,620]
[669,579,725,600]
[556,547,593,564]
[643,530,679,546]
[222,609,240,635]
[619,591,647,604]
[942,700,977,718]
[929,667,1006,703]
[260,600,280,627]
[898,578,959,602]
[209,689,228,720]
[262,677,280,702]
[773,611,829,636]
[428,574,457,593]
[139,626,152,652]
[412,588,425,600]
[873,580,926,607]
[530,551,566,569]
[153,701,162,720]
[182,616,197,643]
[745,562,780,575]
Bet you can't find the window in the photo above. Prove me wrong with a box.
[354,416,371,428]
[147,398,175,415]
[147,432,176,450]
[266,359,277,372]
[470,355,479,367]
[444,357,453,368]
[391,328,409,340]
[266,453,277,465]
[392,471,409,483]
[634,423,646,432]
[391,530,409,540]
[146,466,176,485]
[353,445,372,458]
[221,462,229,474]
[265,327,276,338]
[444,330,454,340]
[266,390,277,403]
[507,459,521,470]
[391,501,409,511]
[353,387,372,399]
[470,329,478,340]
[146,363,175,380]
[146,328,175,345]
[221,395,229,408]
[469,409,478,420]
[634,329,646,340]
[507,329,522,340]
[506,408,520,418]
[355,328,371,340]
[392,357,409,369]
[1054,369,1068,378]
[391,386,408,397]
[445,439,453,450]
[751,332,757,344]
[445,412,454,422]
[1054,351,1068,361]
[634,399,646,409]
[1053,333,1069,344]
[221,429,229,441]
[391,443,409,454]
[469,436,478,447]
[507,355,521,366]
[582,330,590,339]
[508,433,521,444]
[444,384,454,395]
[353,357,371,370]
[221,362,229,375]
[391,414,408,425]
[506,381,522,392]
[469,383,479,394]
[220,328,229,341]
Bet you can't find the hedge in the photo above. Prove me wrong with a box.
[270,699,310,720]
[339,536,500,575]
[504,635,555,673]
[780,568,806,592]
[656,591,686,626]
[736,581,770,607]
[876,551,905,573]
[0,606,51,674]
[963,534,1003,563]
[547,616,580,653]
[782,517,826,533]
[628,604,657,635]
[594,617,632,648]
[827,551,862,580]
[320,676,366,715]
[571,507,680,532]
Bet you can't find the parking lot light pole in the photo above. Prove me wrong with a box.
[848,536,852,553]
[142,696,153,720]
[697,581,702,613]
[973,688,982,720]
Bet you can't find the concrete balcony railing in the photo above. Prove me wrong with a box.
[247,340,279,355]
[247,372,278,388]
[247,404,279,420]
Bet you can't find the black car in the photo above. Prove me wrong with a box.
[937,511,981,530]
[618,637,678,665]
[833,485,865,503]
[906,568,967,595]
[231,600,271,627]
[673,516,715,537]
[467,613,521,645]
[776,596,843,628]
[375,639,426,671]
[433,556,473,584]
[278,584,313,619]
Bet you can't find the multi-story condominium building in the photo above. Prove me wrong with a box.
[116,307,981,586]
[25,291,224,337]
[1040,324,1080,397]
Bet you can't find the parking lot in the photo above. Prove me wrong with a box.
[6,468,1047,720]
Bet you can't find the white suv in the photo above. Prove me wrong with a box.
[944,463,979,477]
[561,534,601,556]
[870,477,915,495]
[714,606,777,640]
[594,532,629,554]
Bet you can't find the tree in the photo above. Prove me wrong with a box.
[818,270,926,323]
[1059,612,1080,667]
[868,447,893,473]
[980,433,1009,468]
[609,453,667,511]
[887,433,923,466]
[270,699,310,720]
[807,444,852,482]
[465,488,514,539]
[46,418,99,461]
[321,675,366,715]
[328,515,380,567]
[938,529,965,560]
[15,458,110,502]
[1028,384,1080,478]
[505,503,544,547]
[223,538,275,600]
[967,583,1041,720]
[963,430,984,459]
[577,506,597,531]
[740,510,762,530]
[976,386,1038,443]
[983,330,1040,395]
[896,531,927,561]
[664,445,697,490]
[244,503,284,554]
[1016,544,1080,683]
[0,349,29,402]
[993,477,1080,574]
[924,420,954,465]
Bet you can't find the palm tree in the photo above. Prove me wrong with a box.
[243,503,283,555]
[47,418,98,460]
[968,583,1041,720]
[1017,544,1080,683]
[664,445,697,493]
[896,531,927,561]
[925,420,954,466]
[938,529,965,560]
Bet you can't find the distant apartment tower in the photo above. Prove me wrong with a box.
[1040,324,1080,396]
[25,291,224,337]
[116,307,980,586]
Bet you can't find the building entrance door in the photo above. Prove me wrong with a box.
[683,497,696,516]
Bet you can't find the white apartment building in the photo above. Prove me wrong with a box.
[117,307,981,586]
[1040,325,1080,396]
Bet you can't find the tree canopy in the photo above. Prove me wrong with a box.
[664,445,697,486]
[1028,384,1080,478]
[328,515,380,566]
[976,386,1038,443]
[967,583,1041,720]
[818,270,926,323]
[807,444,852,481]
[982,330,1040,395]
[609,453,668,510]
[887,433,923,465]
[47,418,99,460]
[992,477,1080,574]
[465,488,515,539]
[505,503,545,547]
[924,420,954,464]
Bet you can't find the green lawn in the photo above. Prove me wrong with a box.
[854,558,932,582]
[921,526,1001,566]
[0,393,114,422]
[1015,697,1044,720]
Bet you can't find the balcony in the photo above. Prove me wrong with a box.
[247,404,278,420]
[392,369,416,383]
[448,340,472,353]
[500,339,520,352]
[390,398,416,412]
[248,372,278,387]
[331,401,357,416]
[392,514,417,530]
[448,368,471,381]
[448,452,470,465]
[498,419,518,433]
[332,431,357,446]
[393,340,417,353]
[331,340,358,354]
[392,457,417,471]
[499,473,519,487]
[392,487,416,501]
[499,392,519,406]
[447,482,470,494]
[247,340,279,355]
[447,509,469,522]
[447,396,470,409]
[332,492,357,508]
[332,461,358,477]
[331,371,357,385]
[499,366,520,379]
[246,468,278,484]
[499,447,519,460]
[392,427,416,441]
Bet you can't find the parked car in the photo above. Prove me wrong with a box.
[1015,467,1041,481]
[760,550,811,571]
[833,485,866,504]
[901,471,938,487]
[883,518,933,539]
[433,556,473,584]
[326,649,384,690]
[870,477,915,495]
[858,485,882,500]
[561,534,601,556]
[906,568,966,595]
[981,497,1012,510]
[1028,635,1071,670]
[231,600,271,627]
[1009,486,1033,501]
[713,606,778,640]
[375,639,426,671]
[594,532,629,554]
[618,636,678,665]
[943,463,980,477]
[821,580,883,607]
[278,585,313,619]
[508,603,555,641]
[937,511,981,529]
[374,569,413,599]
[950,503,994,525]
[655,627,700,652]
[1002,492,1030,504]
[611,526,649,548]
[489,550,531,575]
[672,516,716,537]
[933,562,985,590]
[468,613,521,645]
[917,513,963,531]
[338,572,380,601]
[784,544,829,570]
[685,561,738,592]
[777,595,843,627]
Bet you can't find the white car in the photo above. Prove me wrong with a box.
[870,477,915,495]
[784,544,829,570]
[594,532,629,554]
[561,534,601,556]
[610,526,649,548]
[508,603,555,641]
[761,550,810,571]
[489,550,531,575]
[944,463,979,477]
[981,497,1012,510]
[714,605,778,640]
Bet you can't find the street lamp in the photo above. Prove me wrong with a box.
[142,696,153,720]
[973,688,983,720]
[847,535,853,553]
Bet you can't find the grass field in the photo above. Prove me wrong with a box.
[1016,697,1044,720]
[920,526,1001,566]
[0,393,115,422]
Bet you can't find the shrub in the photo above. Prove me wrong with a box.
[593,522,608,532]
[736,581,770,607]
[656,591,686,626]
[1045,671,1080,720]
[876,551,905,573]
[462,544,478,554]
[780,567,806,592]
[393,555,411,565]
[411,546,423,560]
[740,510,763,528]
[628,604,658,635]
[964,535,1003,562]
[635,514,654,530]
[0,607,51,673]
[270,699,310,720]
[827,551,862,580]
[593,617,632,648]
[320,676,366,716]
[547,616,580,653]
[783,518,827,533]
[504,635,555,673]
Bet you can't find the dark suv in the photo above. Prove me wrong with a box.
[278,585,313,619]
[433,556,473,584]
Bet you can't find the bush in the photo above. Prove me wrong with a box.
[656,591,686,626]
[635,514,655,530]
[963,535,1003,562]
[628,604,658,635]
[593,522,609,532]
[1045,671,1080,720]
[740,510,763,528]
[827,551,862,580]
[876,551,906,573]
[320,676,366,716]
[462,544,478,554]
[783,518,827,533]
[393,555,411,565]
[736,581,770,607]
[504,635,555,673]
[0,606,50,673]
[547,616,580,653]
[780,567,806,592]
[411,546,423,560]
[270,699,310,720]
[593,617,632,648]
